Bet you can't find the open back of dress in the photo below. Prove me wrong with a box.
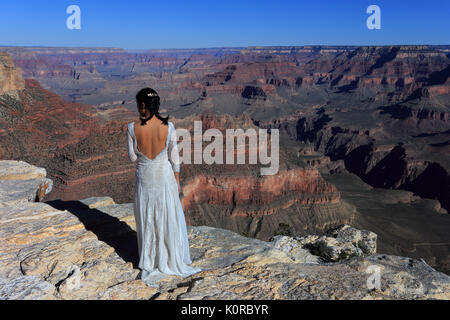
[133,121,169,161]
[127,121,201,287]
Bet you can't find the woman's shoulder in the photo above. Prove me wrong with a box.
[127,121,138,133]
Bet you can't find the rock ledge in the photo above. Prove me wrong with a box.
[0,160,449,300]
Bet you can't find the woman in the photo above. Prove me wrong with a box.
[126,87,201,287]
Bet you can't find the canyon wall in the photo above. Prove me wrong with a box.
[0,52,137,203]
[1,45,449,273]
[0,53,353,243]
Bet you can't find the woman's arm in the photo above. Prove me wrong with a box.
[127,124,137,163]
[174,172,181,194]
[168,122,182,193]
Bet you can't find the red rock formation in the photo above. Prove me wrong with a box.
[181,168,340,215]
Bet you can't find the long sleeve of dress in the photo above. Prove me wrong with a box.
[168,122,180,173]
[127,124,137,163]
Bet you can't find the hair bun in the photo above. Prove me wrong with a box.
[136,87,169,125]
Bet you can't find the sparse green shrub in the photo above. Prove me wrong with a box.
[273,222,293,237]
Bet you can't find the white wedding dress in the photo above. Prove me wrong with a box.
[127,121,201,287]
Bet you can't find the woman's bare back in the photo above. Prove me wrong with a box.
[133,118,169,160]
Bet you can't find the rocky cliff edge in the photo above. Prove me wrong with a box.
[0,160,449,300]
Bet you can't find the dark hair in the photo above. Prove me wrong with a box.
[136,88,169,126]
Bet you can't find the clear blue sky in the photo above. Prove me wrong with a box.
[0,0,449,49]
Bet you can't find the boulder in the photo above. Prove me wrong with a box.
[293,224,377,262]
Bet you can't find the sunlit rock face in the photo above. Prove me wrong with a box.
[0,161,147,300]
[0,52,24,94]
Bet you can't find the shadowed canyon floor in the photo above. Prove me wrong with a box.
[1,160,450,300]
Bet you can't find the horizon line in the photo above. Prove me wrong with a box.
[1,44,450,51]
